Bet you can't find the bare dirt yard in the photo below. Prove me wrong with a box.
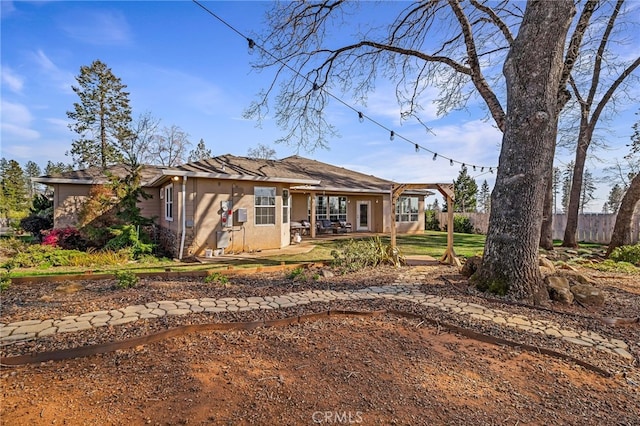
[1,263,639,425]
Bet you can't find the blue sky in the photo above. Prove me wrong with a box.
[1,1,638,212]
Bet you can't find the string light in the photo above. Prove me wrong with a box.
[192,0,498,172]
[462,163,466,169]
[481,167,484,172]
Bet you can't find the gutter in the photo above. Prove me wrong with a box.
[179,175,187,260]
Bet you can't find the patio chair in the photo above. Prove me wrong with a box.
[317,219,334,234]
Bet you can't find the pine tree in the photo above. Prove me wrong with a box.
[452,165,478,213]
[67,60,132,169]
[561,161,574,213]
[606,183,624,213]
[579,169,597,213]
[24,161,42,198]
[552,166,561,214]
[0,159,29,223]
[478,180,491,213]
[44,161,74,176]
[188,138,212,162]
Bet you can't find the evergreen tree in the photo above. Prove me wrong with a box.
[24,161,42,198]
[44,161,74,176]
[452,165,478,213]
[579,169,596,213]
[561,161,574,213]
[188,138,212,162]
[552,166,561,214]
[606,183,624,213]
[0,159,29,224]
[478,180,491,213]
[67,59,132,169]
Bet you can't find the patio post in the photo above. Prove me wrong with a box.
[309,192,316,238]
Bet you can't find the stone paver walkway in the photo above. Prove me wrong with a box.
[0,270,634,361]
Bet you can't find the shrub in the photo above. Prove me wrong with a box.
[331,236,405,273]
[20,215,53,242]
[424,210,440,231]
[0,263,13,291]
[204,271,229,286]
[287,267,307,281]
[443,215,475,234]
[42,227,88,250]
[104,225,154,258]
[114,270,139,289]
[609,244,640,266]
[4,245,132,269]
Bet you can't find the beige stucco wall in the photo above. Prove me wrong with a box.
[167,178,292,256]
[53,184,159,229]
[52,184,91,228]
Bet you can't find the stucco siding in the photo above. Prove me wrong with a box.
[53,184,91,228]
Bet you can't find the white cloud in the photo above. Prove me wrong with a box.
[1,66,24,93]
[45,117,71,133]
[59,10,132,46]
[29,49,75,93]
[0,100,40,141]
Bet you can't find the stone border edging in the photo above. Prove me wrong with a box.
[0,309,612,377]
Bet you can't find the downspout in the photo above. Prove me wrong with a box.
[179,175,187,260]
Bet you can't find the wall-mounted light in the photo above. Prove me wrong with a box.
[172,176,180,181]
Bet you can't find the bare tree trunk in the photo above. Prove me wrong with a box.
[607,172,640,256]
[540,165,555,250]
[562,121,593,247]
[474,0,575,304]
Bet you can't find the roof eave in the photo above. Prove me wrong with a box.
[146,169,320,187]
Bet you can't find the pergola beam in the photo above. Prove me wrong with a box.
[391,183,457,266]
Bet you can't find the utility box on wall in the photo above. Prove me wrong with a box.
[216,231,230,249]
[221,200,233,228]
[235,208,248,223]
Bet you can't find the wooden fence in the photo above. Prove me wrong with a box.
[436,212,640,244]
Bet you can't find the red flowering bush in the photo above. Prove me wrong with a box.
[41,227,87,250]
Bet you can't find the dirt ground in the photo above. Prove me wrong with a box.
[1,264,639,425]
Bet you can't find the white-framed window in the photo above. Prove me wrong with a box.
[255,186,276,225]
[164,184,174,221]
[316,196,347,221]
[396,196,418,222]
[282,189,289,224]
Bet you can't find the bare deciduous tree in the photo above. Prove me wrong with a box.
[248,0,583,303]
[560,0,640,247]
[146,125,191,167]
[247,143,277,160]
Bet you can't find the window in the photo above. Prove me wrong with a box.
[282,189,289,224]
[316,196,347,221]
[164,184,173,221]
[396,196,419,222]
[255,186,276,225]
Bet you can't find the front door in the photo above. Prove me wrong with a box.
[356,201,371,231]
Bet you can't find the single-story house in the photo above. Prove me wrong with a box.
[34,155,437,259]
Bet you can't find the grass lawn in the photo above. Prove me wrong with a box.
[3,231,610,279]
